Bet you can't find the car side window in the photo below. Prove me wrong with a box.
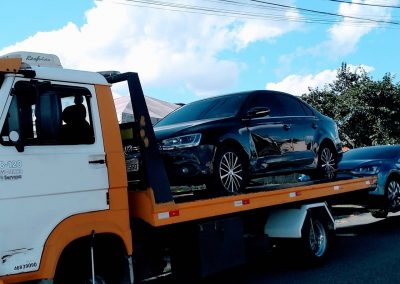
[247,93,285,117]
[277,95,307,116]
[0,80,95,146]
[299,100,315,116]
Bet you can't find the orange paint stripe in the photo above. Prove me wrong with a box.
[0,58,21,73]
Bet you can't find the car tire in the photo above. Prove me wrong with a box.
[211,145,248,195]
[386,177,400,211]
[314,145,337,180]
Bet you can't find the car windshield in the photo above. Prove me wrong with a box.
[156,93,248,126]
[343,146,400,160]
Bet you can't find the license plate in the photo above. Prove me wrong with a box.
[126,158,139,172]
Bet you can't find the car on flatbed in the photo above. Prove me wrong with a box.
[126,90,343,195]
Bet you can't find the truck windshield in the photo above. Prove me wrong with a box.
[156,93,247,126]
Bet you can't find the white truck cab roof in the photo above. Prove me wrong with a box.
[0,51,108,85]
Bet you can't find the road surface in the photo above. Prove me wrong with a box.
[156,208,400,284]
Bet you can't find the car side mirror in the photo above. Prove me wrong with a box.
[246,107,270,119]
[9,130,24,152]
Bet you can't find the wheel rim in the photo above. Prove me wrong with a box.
[320,147,336,179]
[387,179,400,209]
[219,151,243,193]
[309,220,327,258]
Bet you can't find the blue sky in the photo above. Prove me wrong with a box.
[1,0,399,104]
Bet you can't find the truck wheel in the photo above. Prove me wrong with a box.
[212,146,248,195]
[54,237,132,284]
[300,216,330,264]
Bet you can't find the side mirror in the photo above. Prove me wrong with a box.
[246,107,270,119]
[9,130,24,152]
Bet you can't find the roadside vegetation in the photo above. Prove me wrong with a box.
[301,64,400,148]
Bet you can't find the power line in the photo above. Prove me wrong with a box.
[328,0,400,9]
[115,0,400,28]
[250,0,400,25]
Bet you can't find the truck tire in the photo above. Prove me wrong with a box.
[300,215,330,265]
[54,237,132,284]
[270,216,332,266]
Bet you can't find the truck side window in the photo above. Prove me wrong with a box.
[0,81,95,146]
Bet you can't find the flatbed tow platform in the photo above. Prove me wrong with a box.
[130,177,376,226]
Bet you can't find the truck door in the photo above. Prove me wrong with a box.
[0,79,108,276]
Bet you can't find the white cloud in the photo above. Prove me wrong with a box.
[235,9,301,48]
[0,0,302,98]
[266,64,375,96]
[324,0,397,56]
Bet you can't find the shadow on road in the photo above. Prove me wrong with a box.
[153,212,400,284]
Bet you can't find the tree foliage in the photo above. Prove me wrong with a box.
[301,63,400,147]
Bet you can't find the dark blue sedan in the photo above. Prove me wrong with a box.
[338,145,400,218]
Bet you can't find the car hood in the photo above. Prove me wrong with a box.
[338,159,384,170]
[154,117,229,140]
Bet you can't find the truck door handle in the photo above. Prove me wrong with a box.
[89,159,105,164]
[283,124,291,130]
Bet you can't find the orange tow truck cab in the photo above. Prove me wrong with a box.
[0,52,376,283]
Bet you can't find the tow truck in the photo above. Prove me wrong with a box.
[0,52,376,283]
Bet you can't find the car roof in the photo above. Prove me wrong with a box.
[188,90,295,104]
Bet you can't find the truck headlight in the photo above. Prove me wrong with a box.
[161,133,201,150]
[351,166,380,175]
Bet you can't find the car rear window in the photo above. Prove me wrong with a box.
[156,93,247,126]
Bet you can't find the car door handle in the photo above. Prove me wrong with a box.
[283,124,291,130]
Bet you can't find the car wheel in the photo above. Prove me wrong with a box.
[212,146,248,195]
[386,177,400,211]
[316,145,337,180]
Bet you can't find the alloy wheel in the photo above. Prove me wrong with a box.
[387,179,400,210]
[320,147,336,179]
[219,151,244,194]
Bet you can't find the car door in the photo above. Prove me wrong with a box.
[244,91,295,173]
[0,78,108,275]
[277,94,316,167]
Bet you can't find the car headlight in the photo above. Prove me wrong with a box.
[161,133,201,150]
[351,166,380,175]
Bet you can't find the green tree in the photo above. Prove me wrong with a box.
[301,64,400,147]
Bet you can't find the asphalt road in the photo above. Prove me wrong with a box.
[155,208,400,284]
